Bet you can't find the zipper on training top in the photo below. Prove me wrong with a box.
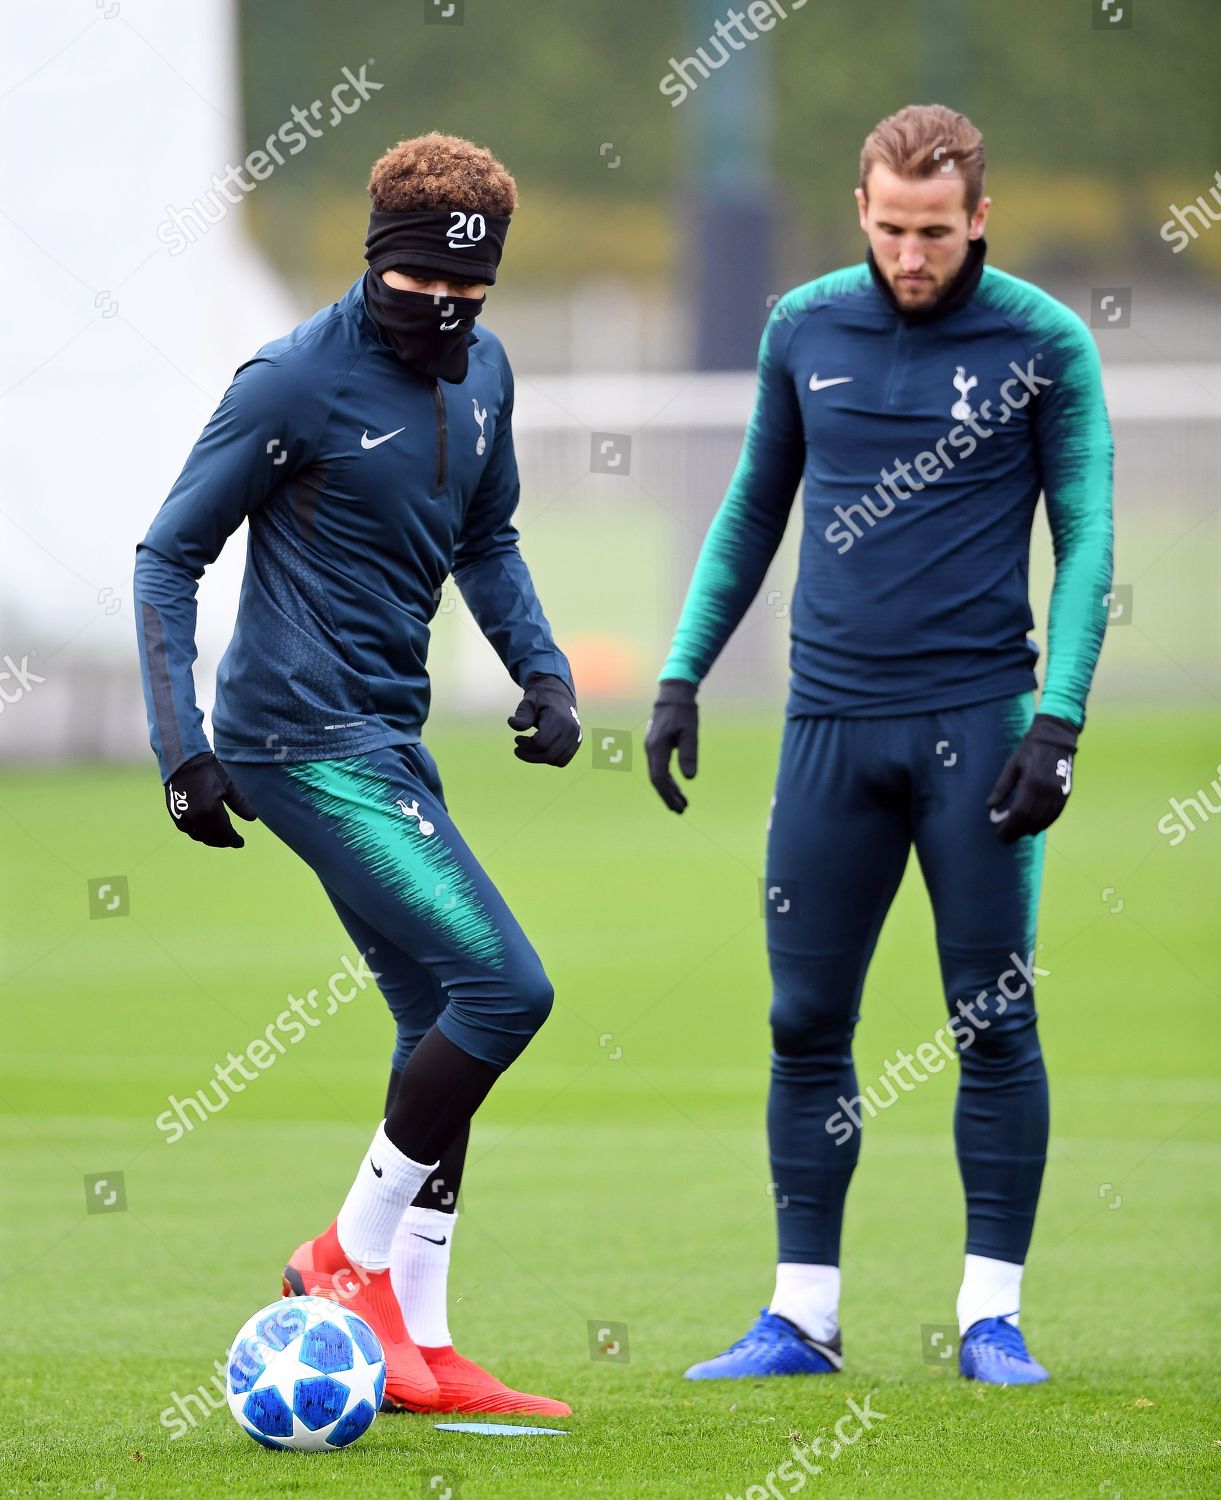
[432,380,448,493]
[884,321,908,408]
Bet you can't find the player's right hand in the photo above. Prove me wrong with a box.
[163,751,258,848]
[645,679,699,813]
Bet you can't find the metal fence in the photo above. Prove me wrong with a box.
[1,365,1217,764]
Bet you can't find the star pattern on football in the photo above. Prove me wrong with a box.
[225,1296,385,1451]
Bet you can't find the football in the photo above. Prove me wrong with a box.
[225,1296,386,1452]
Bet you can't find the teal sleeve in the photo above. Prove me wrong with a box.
[1034,317,1115,729]
[659,305,804,684]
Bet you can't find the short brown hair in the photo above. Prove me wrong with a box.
[368,132,518,215]
[859,104,986,213]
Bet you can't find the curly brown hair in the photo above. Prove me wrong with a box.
[367,132,518,215]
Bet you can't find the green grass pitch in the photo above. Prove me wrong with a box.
[2,705,1218,1497]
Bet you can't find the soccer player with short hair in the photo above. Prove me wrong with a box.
[135,133,578,1415]
[646,104,1113,1385]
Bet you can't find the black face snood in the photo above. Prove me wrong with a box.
[867,235,987,325]
[362,269,485,383]
[362,204,510,383]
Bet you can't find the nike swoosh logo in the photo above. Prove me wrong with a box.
[989,808,1009,824]
[369,1159,383,1177]
[360,426,406,450]
[412,1232,447,1246]
[808,375,854,392]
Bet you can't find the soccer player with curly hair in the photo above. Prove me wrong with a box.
[135,133,577,1416]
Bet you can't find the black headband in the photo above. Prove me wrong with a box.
[364,208,510,285]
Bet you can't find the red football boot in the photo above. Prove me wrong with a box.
[282,1220,439,1412]
[419,1345,572,1416]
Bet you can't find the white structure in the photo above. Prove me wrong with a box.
[0,1,297,758]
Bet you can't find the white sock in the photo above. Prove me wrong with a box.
[957,1253,1023,1334]
[335,1122,437,1271]
[769,1263,841,1343]
[391,1206,456,1347]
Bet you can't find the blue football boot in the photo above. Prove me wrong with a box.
[684,1309,842,1380]
[959,1316,1049,1385]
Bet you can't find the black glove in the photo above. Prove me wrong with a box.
[985,714,1078,844]
[507,674,582,766]
[164,751,258,848]
[645,679,698,813]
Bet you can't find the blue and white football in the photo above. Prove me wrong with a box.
[225,1296,386,1451]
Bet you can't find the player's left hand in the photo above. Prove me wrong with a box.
[507,674,582,766]
[986,713,1078,843]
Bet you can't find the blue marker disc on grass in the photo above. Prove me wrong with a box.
[434,1422,569,1436]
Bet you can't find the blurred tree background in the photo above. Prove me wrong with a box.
[237,0,1221,353]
